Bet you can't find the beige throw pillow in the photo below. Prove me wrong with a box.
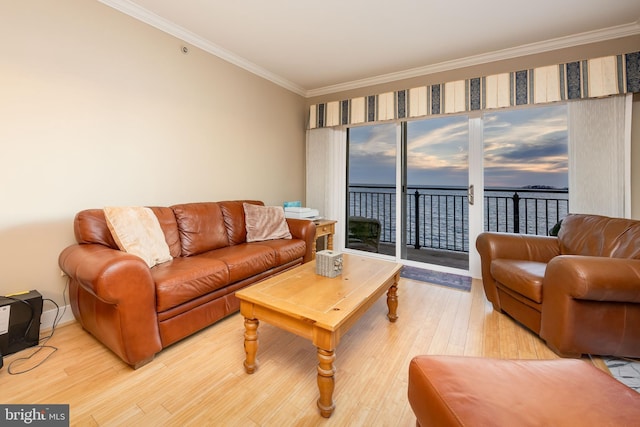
[104,206,172,268]
[243,203,292,242]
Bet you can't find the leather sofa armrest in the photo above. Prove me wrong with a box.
[59,243,162,367]
[545,256,640,302]
[476,232,560,309]
[60,244,153,302]
[286,218,317,263]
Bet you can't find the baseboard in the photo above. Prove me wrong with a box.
[41,304,75,332]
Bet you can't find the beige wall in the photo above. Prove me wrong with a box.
[0,0,306,308]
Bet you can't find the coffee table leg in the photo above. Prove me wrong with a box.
[387,283,398,322]
[243,317,259,374]
[316,348,336,418]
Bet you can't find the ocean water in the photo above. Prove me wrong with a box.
[348,186,568,252]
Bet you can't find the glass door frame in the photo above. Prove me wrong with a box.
[345,118,483,277]
[396,117,482,276]
[467,115,484,278]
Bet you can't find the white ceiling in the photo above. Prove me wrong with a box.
[101,0,640,97]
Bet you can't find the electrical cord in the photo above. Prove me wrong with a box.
[7,279,68,375]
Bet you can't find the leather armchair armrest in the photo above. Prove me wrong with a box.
[286,218,317,264]
[541,255,640,357]
[476,232,560,263]
[545,256,640,303]
[476,232,559,308]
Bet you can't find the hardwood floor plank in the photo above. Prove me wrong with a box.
[463,278,488,356]
[0,278,606,426]
[428,289,461,355]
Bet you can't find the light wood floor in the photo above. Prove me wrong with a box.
[0,278,607,426]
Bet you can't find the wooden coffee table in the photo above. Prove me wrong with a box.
[236,253,402,418]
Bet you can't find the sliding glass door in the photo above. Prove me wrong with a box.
[344,104,569,276]
[404,116,470,269]
[483,105,569,235]
[346,119,469,270]
[346,123,397,257]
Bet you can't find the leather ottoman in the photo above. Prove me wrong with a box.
[408,355,640,427]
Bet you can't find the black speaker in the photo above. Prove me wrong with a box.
[0,290,42,356]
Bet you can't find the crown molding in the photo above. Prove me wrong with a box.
[306,21,640,98]
[98,0,307,96]
[99,1,638,99]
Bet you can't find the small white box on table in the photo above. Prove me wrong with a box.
[315,250,343,278]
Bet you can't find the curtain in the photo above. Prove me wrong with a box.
[568,94,631,217]
[306,128,347,250]
[310,51,640,130]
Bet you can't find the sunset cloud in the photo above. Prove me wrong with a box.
[349,104,568,188]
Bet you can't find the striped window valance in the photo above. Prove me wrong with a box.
[308,51,640,129]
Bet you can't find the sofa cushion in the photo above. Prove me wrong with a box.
[249,240,306,265]
[149,206,182,258]
[172,202,229,257]
[73,209,119,248]
[491,259,546,303]
[151,256,230,312]
[559,214,640,258]
[243,203,292,242]
[219,200,263,245]
[104,206,173,268]
[201,244,277,283]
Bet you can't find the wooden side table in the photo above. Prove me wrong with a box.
[312,219,337,258]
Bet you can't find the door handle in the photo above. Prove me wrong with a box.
[468,185,474,205]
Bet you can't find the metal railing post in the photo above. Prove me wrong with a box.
[512,192,520,233]
[414,190,421,249]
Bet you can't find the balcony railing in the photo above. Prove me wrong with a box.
[348,185,569,253]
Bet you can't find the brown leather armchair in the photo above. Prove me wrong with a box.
[476,213,640,358]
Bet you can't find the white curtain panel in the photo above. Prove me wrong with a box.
[306,127,347,250]
[568,94,631,217]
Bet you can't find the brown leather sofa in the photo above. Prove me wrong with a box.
[59,200,316,368]
[476,213,640,358]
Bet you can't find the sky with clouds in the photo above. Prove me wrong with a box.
[348,104,568,189]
